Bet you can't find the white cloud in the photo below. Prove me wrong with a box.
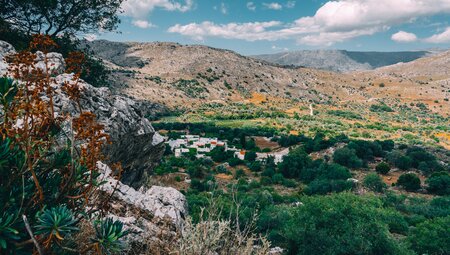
[391,31,418,42]
[263,2,283,10]
[169,0,450,46]
[424,27,450,43]
[132,20,155,28]
[168,21,283,41]
[247,2,256,11]
[122,0,193,27]
[285,1,296,8]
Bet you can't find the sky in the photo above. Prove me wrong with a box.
[95,0,450,55]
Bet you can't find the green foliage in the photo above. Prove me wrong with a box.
[278,147,311,179]
[35,205,78,239]
[171,79,206,98]
[327,110,363,120]
[333,147,363,168]
[387,151,413,170]
[283,193,408,255]
[376,162,391,175]
[244,151,257,162]
[397,173,421,191]
[91,218,129,255]
[364,173,386,193]
[0,78,18,110]
[370,103,394,112]
[0,0,123,37]
[0,214,19,250]
[408,216,450,255]
[426,172,450,195]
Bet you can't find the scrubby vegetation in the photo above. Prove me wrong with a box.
[0,36,127,254]
[154,121,450,254]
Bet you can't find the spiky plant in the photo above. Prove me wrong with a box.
[35,205,78,241]
[0,213,19,251]
[91,218,129,255]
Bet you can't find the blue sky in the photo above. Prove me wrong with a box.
[96,0,450,55]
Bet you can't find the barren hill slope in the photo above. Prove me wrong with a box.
[86,40,450,115]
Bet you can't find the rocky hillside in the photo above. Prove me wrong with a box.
[0,40,166,188]
[86,40,368,108]
[85,40,450,116]
[253,50,431,72]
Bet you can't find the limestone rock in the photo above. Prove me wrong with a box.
[97,162,186,251]
[0,41,16,75]
[1,40,165,188]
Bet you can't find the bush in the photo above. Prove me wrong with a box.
[376,162,391,175]
[278,147,311,179]
[388,151,412,170]
[408,216,450,255]
[364,173,386,192]
[426,172,450,196]
[235,169,246,179]
[333,147,363,168]
[283,193,408,255]
[244,151,257,162]
[397,173,421,191]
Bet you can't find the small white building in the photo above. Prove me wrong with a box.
[234,150,246,160]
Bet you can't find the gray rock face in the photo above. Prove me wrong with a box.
[0,41,16,75]
[1,40,165,188]
[98,162,186,225]
[52,74,165,188]
[97,162,186,251]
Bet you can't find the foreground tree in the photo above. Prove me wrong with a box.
[0,0,124,37]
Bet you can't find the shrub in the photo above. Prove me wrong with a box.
[272,173,285,184]
[397,173,421,191]
[91,218,129,254]
[284,193,408,255]
[408,216,450,255]
[235,169,246,179]
[364,173,386,193]
[278,147,311,179]
[390,153,412,170]
[248,161,262,172]
[333,147,363,168]
[244,151,257,162]
[376,162,391,175]
[426,172,450,196]
[370,103,394,112]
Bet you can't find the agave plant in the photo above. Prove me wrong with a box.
[35,205,78,241]
[91,218,129,255]
[0,213,19,250]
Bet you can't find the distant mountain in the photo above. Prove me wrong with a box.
[252,50,431,72]
[84,40,450,115]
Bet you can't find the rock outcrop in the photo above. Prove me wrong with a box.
[97,162,186,252]
[0,40,165,188]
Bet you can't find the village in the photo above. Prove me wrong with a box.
[165,134,289,164]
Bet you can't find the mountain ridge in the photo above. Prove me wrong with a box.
[252,49,434,72]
